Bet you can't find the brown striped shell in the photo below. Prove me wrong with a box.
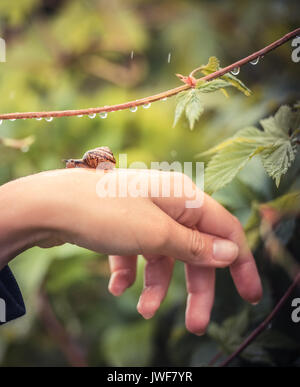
[64,146,116,170]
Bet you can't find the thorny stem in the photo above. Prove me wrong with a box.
[220,271,300,367]
[0,28,299,121]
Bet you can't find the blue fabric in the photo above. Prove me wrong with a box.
[0,265,26,325]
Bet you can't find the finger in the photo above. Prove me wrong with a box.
[154,187,262,305]
[196,195,262,304]
[185,265,215,335]
[108,255,137,296]
[159,220,239,268]
[137,255,174,319]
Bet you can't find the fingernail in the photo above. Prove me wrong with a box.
[213,239,239,261]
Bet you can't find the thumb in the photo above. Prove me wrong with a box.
[159,219,239,268]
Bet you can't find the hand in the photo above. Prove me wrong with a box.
[0,168,262,335]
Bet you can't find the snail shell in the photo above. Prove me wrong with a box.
[64,146,116,170]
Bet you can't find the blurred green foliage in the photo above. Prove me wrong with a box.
[0,0,299,366]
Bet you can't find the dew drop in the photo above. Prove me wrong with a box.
[36,117,43,121]
[143,103,151,109]
[99,112,108,119]
[162,97,168,102]
[231,67,240,75]
[77,114,83,118]
[130,106,138,113]
[88,113,96,119]
[45,117,53,122]
[167,52,171,63]
[250,57,260,65]
[9,119,16,122]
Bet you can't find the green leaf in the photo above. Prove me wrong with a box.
[197,79,232,93]
[221,71,251,96]
[173,89,204,129]
[201,56,220,73]
[185,89,204,129]
[203,126,275,194]
[260,141,298,187]
[201,106,300,193]
[173,91,191,127]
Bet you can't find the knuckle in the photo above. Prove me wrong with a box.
[189,229,205,259]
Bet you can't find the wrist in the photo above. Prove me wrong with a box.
[0,176,53,268]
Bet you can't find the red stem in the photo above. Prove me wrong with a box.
[0,28,299,121]
[220,271,300,367]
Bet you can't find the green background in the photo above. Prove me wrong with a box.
[0,0,299,366]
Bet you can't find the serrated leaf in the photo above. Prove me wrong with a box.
[201,56,220,73]
[185,89,204,129]
[198,56,251,96]
[260,141,298,186]
[204,140,264,194]
[221,72,251,96]
[173,91,191,127]
[260,105,291,138]
[201,107,300,193]
[197,79,232,93]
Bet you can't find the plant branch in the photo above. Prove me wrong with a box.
[220,271,300,367]
[0,28,299,121]
[38,288,88,367]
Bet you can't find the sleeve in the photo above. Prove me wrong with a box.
[0,265,26,325]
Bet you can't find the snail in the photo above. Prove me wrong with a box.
[64,146,116,170]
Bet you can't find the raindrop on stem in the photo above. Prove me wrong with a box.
[231,67,240,75]
[250,57,260,65]
[88,113,96,119]
[143,103,151,109]
[99,112,108,119]
[130,106,138,113]
[45,117,53,122]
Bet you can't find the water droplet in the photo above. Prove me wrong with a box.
[45,117,53,122]
[21,146,29,153]
[162,97,168,102]
[168,52,171,63]
[9,119,16,122]
[143,103,151,109]
[250,57,260,65]
[231,67,240,75]
[99,112,108,119]
[0,120,2,125]
[77,114,83,118]
[36,117,43,121]
[131,50,134,60]
[130,106,138,113]
[88,113,96,119]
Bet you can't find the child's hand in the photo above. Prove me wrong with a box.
[0,168,262,335]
